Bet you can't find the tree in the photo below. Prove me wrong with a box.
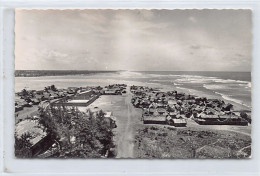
[50,85,57,91]
[21,89,29,97]
[15,132,33,158]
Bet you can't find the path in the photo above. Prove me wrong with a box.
[237,145,251,156]
[195,139,221,154]
[115,86,141,158]
[85,87,141,158]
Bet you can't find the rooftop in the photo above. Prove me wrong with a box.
[15,119,47,146]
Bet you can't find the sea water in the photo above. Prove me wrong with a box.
[141,71,251,109]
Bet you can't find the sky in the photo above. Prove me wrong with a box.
[15,9,252,71]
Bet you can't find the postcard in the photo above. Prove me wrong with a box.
[14,9,252,159]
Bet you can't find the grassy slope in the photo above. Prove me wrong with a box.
[134,125,251,159]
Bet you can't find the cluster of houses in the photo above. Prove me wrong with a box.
[15,84,128,112]
[103,84,127,95]
[130,85,249,126]
[131,86,187,127]
[15,85,80,112]
[15,85,118,112]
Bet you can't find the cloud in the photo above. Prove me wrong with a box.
[43,50,68,59]
[190,44,201,50]
[15,9,252,71]
[139,10,154,19]
[188,16,197,23]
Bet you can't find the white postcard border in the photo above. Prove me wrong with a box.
[1,1,260,175]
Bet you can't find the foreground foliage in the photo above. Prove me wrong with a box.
[38,106,115,158]
[15,132,33,158]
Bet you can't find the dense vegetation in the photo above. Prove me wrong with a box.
[15,133,33,158]
[38,106,116,158]
[15,70,117,77]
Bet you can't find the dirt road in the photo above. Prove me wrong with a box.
[115,87,142,158]
[87,86,142,158]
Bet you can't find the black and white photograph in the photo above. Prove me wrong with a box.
[14,9,252,159]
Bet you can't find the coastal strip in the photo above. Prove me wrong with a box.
[15,70,118,77]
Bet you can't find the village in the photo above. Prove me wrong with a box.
[130,85,251,127]
[15,84,127,114]
[15,83,251,158]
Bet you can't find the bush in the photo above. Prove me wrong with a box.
[15,133,33,158]
[150,126,159,131]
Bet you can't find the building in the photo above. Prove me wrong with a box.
[194,113,248,126]
[143,115,166,124]
[172,118,187,127]
[15,119,54,157]
[73,90,93,100]
[104,90,118,95]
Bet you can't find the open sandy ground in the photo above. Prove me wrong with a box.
[86,86,143,158]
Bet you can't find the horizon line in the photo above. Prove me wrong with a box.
[15,69,251,72]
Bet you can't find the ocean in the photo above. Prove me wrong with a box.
[138,71,251,109]
[15,71,251,110]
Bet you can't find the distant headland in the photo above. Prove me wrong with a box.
[15,70,119,77]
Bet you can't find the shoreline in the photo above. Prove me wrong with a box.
[147,83,251,112]
[15,71,251,112]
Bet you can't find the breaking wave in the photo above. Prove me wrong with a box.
[203,84,228,90]
[173,83,183,86]
[214,92,251,108]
